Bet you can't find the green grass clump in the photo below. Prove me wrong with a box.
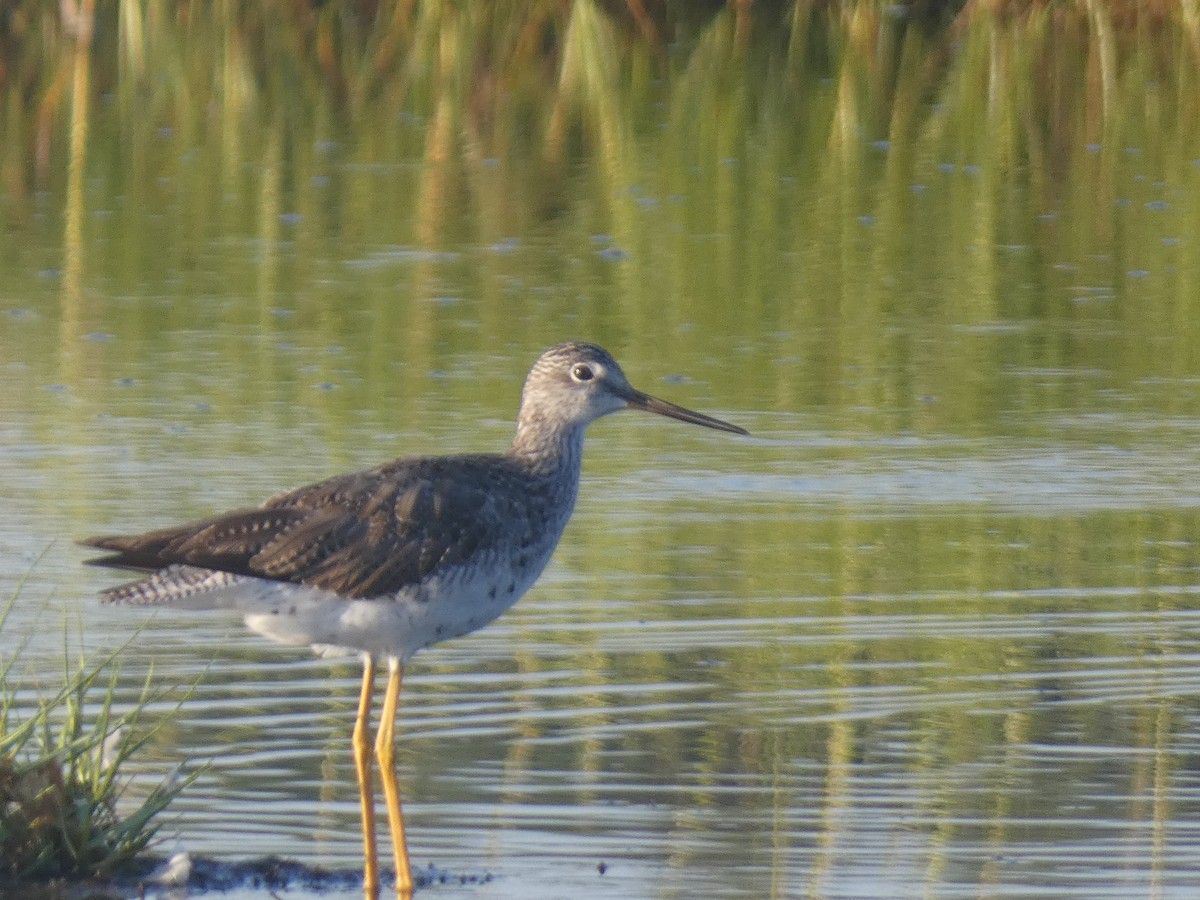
[0,579,194,885]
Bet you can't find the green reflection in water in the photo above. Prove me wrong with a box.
[3,5,1200,898]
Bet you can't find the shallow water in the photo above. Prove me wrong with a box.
[5,7,1200,899]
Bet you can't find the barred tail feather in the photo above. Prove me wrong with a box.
[100,565,245,608]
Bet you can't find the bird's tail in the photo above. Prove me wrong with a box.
[98,565,244,607]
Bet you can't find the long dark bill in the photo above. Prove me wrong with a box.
[624,388,748,435]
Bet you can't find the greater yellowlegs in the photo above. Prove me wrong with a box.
[80,342,747,898]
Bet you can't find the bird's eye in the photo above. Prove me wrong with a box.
[571,363,595,382]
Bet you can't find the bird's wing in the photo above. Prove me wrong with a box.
[80,456,517,600]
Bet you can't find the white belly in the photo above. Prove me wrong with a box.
[235,552,551,662]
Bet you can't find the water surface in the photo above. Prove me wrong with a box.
[4,6,1200,898]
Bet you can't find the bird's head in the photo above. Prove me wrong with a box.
[516,342,748,439]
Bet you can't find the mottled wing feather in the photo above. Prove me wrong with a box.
[249,505,364,579]
[81,507,306,571]
[173,508,314,571]
[80,456,512,600]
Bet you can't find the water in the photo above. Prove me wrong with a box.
[4,6,1200,898]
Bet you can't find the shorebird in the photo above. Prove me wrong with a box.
[80,342,747,898]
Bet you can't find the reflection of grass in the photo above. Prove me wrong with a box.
[7,0,1197,391]
[0,577,194,886]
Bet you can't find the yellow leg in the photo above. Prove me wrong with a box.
[353,656,380,899]
[375,658,412,897]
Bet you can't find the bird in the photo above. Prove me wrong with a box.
[80,341,748,899]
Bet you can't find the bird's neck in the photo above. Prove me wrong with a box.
[507,413,587,480]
